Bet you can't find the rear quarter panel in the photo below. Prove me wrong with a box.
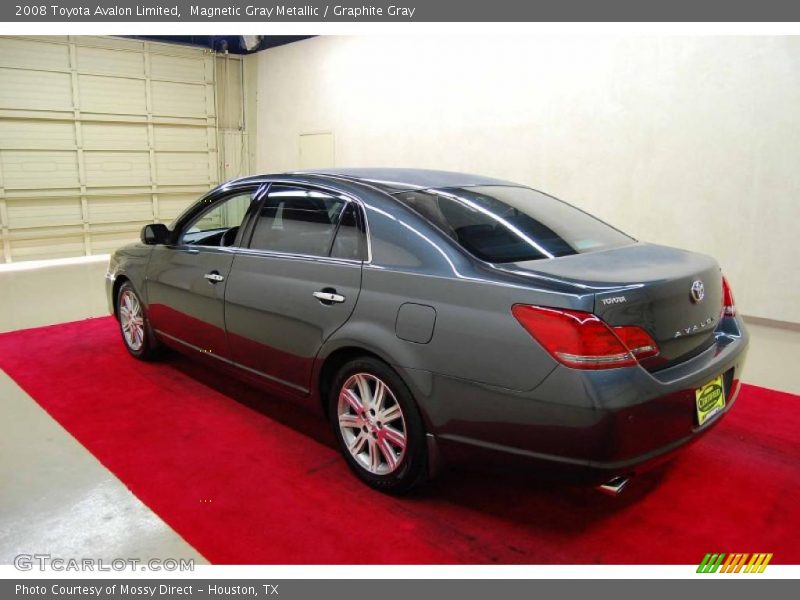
[320,195,595,392]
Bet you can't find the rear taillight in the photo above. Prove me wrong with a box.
[613,325,660,360]
[512,305,660,370]
[722,275,736,317]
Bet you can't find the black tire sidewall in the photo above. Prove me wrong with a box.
[329,357,427,494]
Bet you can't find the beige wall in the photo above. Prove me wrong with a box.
[255,35,800,325]
[0,256,108,333]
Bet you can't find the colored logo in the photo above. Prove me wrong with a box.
[697,553,773,573]
[697,381,723,413]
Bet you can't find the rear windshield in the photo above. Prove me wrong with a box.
[393,185,635,263]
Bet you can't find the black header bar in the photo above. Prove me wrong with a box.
[4,0,800,22]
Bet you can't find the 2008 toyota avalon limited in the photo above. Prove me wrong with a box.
[106,169,748,494]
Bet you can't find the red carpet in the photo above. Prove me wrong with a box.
[1,317,798,564]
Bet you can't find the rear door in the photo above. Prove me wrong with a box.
[224,184,366,393]
[146,185,262,358]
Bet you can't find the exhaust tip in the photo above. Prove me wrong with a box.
[597,475,631,497]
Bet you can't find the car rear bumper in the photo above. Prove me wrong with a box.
[404,315,749,482]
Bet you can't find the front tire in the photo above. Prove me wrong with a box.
[329,357,428,494]
[116,282,161,361]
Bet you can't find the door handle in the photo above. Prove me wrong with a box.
[204,271,225,283]
[313,290,346,304]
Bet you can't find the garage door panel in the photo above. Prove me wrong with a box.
[151,116,212,127]
[76,46,145,78]
[152,125,208,151]
[0,120,76,149]
[0,68,73,111]
[1,150,80,189]
[89,225,146,254]
[87,194,153,224]
[6,197,83,229]
[150,54,207,83]
[79,36,144,53]
[81,122,149,150]
[157,193,200,221]
[151,81,207,117]
[83,151,151,187]
[0,37,238,263]
[78,74,147,115]
[155,152,210,185]
[0,38,70,72]
[9,229,85,261]
[216,57,243,129]
[222,131,248,178]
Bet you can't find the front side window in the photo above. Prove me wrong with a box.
[394,185,635,263]
[249,185,355,258]
[181,190,257,247]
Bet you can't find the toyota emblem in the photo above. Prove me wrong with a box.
[690,280,705,303]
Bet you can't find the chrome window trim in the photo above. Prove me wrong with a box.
[233,246,364,266]
[165,245,239,256]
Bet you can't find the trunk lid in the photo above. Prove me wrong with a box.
[504,242,723,369]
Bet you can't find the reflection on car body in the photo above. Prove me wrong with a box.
[107,169,748,494]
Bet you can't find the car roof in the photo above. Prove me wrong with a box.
[287,168,518,193]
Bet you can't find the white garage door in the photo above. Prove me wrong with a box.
[0,36,246,263]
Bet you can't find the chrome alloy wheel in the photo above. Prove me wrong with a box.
[337,373,407,475]
[119,289,145,352]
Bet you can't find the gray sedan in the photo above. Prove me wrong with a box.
[106,169,748,494]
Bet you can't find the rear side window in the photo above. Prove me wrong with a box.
[330,203,364,260]
[394,185,634,263]
[248,185,364,259]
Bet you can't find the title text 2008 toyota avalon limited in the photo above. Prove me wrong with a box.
[106,169,748,494]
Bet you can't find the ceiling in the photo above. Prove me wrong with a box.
[127,36,314,54]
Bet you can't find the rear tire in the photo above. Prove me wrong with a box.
[329,357,428,494]
[116,281,162,361]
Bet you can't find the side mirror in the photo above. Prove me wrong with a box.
[141,223,170,245]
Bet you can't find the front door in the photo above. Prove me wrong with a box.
[146,186,261,359]
[224,184,366,393]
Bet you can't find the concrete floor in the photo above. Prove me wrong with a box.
[0,370,207,565]
[0,256,797,565]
